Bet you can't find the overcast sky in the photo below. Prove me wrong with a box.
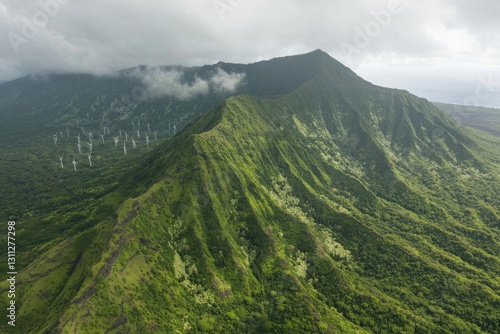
[1,0,499,106]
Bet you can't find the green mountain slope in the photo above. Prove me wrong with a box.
[1,51,500,333]
[0,50,336,233]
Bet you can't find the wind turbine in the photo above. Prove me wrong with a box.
[66,128,70,137]
[87,153,92,167]
[88,132,93,143]
[87,142,93,153]
[53,134,58,145]
[100,134,105,144]
[153,131,158,141]
[77,143,81,154]
[113,136,120,146]
[59,155,64,168]
[132,137,137,149]
[138,120,141,128]
[136,129,140,138]
[147,122,150,131]
[60,130,63,138]
[72,157,77,171]
[119,129,122,138]
[145,134,150,146]
[76,120,79,128]
[75,134,81,145]
[132,121,136,128]
[173,125,177,135]
[125,131,128,142]
[123,141,127,156]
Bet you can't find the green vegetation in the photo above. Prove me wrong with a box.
[0,50,499,333]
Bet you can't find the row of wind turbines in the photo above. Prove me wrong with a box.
[53,119,178,171]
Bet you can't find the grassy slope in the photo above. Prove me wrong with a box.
[0,50,328,250]
[8,80,498,332]
[0,52,499,333]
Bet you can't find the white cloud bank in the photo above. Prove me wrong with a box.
[211,68,246,93]
[132,67,245,100]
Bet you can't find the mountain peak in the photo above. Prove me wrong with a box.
[307,48,331,57]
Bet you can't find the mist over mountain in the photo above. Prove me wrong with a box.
[0,50,499,333]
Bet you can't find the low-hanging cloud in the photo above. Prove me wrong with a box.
[140,69,209,100]
[133,67,246,100]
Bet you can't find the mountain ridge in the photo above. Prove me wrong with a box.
[1,51,499,333]
[39,94,500,331]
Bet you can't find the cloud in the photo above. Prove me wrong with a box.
[131,67,245,100]
[210,68,246,93]
[139,69,209,100]
[0,0,499,83]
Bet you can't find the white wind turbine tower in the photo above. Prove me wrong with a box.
[103,126,110,135]
[100,134,105,144]
[87,142,93,153]
[136,129,140,138]
[76,133,81,153]
[59,155,64,168]
[88,132,94,143]
[119,129,122,138]
[60,130,63,138]
[76,120,79,128]
[173,125,177,134]
[87,153,92,167]
[125,131,128,142]
[132,121,135,128]
[114,136,120,146]
[147,122,150,131]
[145,134,150,146]
[138,120,141,128]
[123,141,127,156]
[53,134,58,145]
[72,157,77,171]
[153,131,158,141]
[66,128,70,137]
[132,137,137,149]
